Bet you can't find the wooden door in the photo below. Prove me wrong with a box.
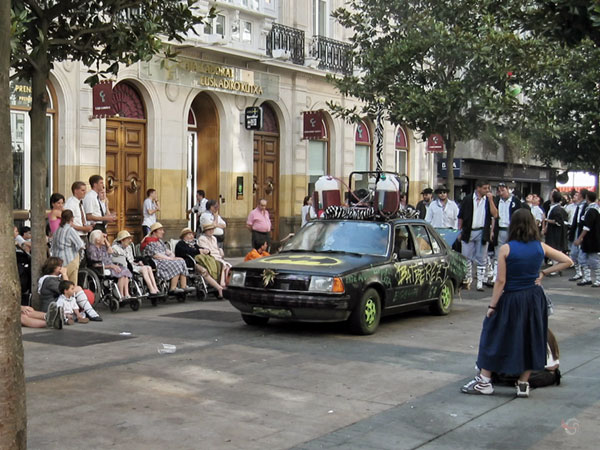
[253,134,279,240]
[106,119,146,242]
[193,94,220,202]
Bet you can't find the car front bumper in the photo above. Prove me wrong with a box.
[224,288,353,322]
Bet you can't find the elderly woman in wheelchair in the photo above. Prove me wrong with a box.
[175,227,224,299]
[112,230,160,296]
[88,229,133,299]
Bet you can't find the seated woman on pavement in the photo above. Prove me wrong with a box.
[88,229,133,299]
[175,227,224,298]
[141,222,194,296]
[38,256,102,321]
[20,304,63,329]
[197,223,231,287]
[112,230,160,297]
[244,238,270,262]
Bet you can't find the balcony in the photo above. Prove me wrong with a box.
[309,35,353,75]
[266,23,305,65]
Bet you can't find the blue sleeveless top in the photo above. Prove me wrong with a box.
[504,240,544,292]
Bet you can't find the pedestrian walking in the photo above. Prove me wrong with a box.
[246,198,272,250]
[457,180,498,291]
[142,188,160,236]
[461,209,572,398]
[574,190,600,286]
[187,189,207,234]
[567,189,588,281]
[491,182,525,282]
[425,185,458,228]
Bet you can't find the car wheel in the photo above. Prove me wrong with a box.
[430,279,454,315]
[241,314,270,326]
[348,288,381,335]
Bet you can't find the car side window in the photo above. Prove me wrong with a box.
[412,225,433,256]
[428,230,443,255]
[394,225,416,259]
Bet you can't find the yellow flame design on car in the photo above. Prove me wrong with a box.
[262,255,342,266]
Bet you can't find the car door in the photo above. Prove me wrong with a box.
[388,224,423,307]
[411,224,448,300]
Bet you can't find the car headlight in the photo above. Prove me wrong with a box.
[229,271,246,287]
[309,276,344,293]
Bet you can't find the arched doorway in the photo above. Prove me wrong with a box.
[105,82,147,242]
[187,92,220,227]
[253,103,280,240]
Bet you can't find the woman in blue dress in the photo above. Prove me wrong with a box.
[461,209,572,398]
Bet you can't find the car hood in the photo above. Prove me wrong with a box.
[234,252,388,276]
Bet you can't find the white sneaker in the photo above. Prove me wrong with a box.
[461,375,494,395]
[516,381,530,398]
[476,279,484,291]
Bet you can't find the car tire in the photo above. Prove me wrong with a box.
[430,279,454,315]
[348,288,381,335]
[241,314,270,326]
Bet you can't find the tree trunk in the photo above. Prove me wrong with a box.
[29,41,51,311]
[445,132,456,200]
[0,0,28,446]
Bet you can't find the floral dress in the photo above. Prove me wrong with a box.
[143,240,187,280]
[87,245,132,278]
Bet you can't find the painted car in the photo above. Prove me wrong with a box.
[224,219,468,334]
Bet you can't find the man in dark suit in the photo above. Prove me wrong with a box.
[458,180,498,291]
[416,188,433,219]
[574,190,600,286]
[491,182,524,282]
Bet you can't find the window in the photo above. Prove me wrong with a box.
[313,0,329,36]
[412,225,433,256]
[242,21,252,42]
[308,140,327,194]
[206,14,226,37]
[394,225,415,257]
[395,126,408,176]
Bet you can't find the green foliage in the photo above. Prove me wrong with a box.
[328,0,535,146]
[10,0,212,84]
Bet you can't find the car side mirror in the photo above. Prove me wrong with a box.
[395,249,414,261]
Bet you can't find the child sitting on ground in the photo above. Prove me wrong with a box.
[56,280,89,325]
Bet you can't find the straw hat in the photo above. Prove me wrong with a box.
[115,230,132,242]
[149,222,164,234]
[202,223,216,231]
[180,227,194,239]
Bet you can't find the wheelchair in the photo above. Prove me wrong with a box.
[77,256,146,313]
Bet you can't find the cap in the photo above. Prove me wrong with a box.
[421,188,433,195]
[202,223,216,231]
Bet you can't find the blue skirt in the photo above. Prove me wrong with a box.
[476,285,548,376]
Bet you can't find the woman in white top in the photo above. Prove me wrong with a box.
[142,188,160,236]
[112,230,160,296]
[301,195,317,227]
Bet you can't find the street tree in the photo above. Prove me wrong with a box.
[10,0,211,309]
[327,0,537,197]
[1,0,27,448]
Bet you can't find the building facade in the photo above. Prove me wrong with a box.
[9,0,438,254]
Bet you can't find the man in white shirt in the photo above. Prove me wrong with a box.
[458,180,498,291]
[187,189,207,234]
[200,199,226,246]
[425,185,458,229]
[142,188,160,236]
[83,175,116,232]
[64,181,93,240]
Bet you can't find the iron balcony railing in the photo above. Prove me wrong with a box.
[266,23,305,65]
[309,35,353,75]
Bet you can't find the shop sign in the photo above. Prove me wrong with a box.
[438,159,461,177]
[139,56,279,100]
[245,106,263,130]
[426,133,444,152]
[355,121,370,143]
[303,111,326,140]
[92,80,115,118]
[10,79,32,108]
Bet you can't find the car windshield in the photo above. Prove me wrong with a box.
[282,221,390,256]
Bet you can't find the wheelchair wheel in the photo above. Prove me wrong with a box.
[78,268,102,301]
[108,296,120,312]
[129,298,141,311]
[196,289,207,301]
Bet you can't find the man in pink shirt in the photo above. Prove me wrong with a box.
[246,198,272,250]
